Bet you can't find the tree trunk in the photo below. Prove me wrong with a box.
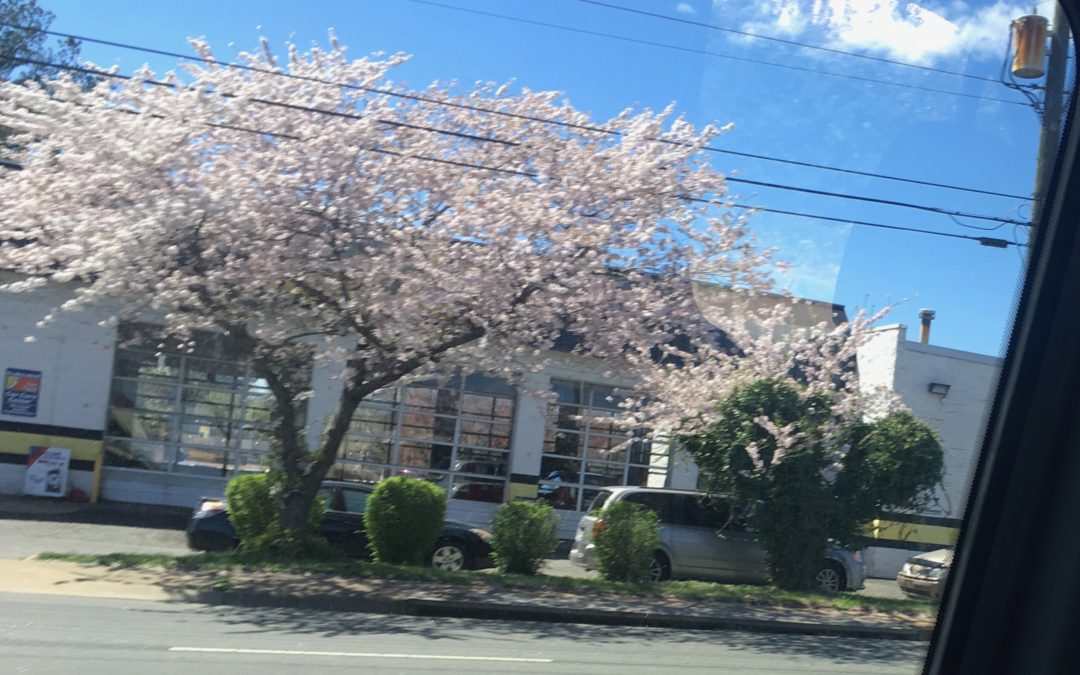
[279,487,317,532]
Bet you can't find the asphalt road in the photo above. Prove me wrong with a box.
[0,592,927,674]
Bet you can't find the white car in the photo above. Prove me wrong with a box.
[896,548,952,599]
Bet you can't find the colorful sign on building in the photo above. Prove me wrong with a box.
[3,368,42,418]
[23,446,70,498]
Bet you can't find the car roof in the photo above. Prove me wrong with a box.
[321,480,375,491]
[601,486,709,497]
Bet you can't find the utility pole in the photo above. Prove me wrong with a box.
[1031,4,1070,232]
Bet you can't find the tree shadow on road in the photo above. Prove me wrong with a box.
[197,603,928,666]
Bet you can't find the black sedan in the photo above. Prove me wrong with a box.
[186,480,494,571]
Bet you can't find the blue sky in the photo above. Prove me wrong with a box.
[39,0,1047,356]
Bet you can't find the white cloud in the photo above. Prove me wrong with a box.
[676,2,697,15]
[726,0,1030,65]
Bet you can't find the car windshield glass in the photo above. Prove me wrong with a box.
[587,490,613,513]
[0,1,1073,672]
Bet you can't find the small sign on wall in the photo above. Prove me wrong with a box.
[24,446,70,498]
[3,368,42,417]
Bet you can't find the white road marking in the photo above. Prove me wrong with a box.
[169,646,553,663]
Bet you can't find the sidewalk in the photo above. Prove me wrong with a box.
[0,494,190,529]
[0,557,934,641]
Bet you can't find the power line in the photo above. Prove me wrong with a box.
[727,177,1027,226]
[6,55,1025,228]
[407,0,1026,107]
[0,54,1024,247]
[0,20,1030,201]
[725,203,1023,248]
[711,148,1028,201]
[578,0,999,84]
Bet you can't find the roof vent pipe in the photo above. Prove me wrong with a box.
[919,309,936,344]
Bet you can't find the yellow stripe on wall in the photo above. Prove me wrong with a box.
[0,430,102,462]
[862,519,960,547]
[507,482,539,501]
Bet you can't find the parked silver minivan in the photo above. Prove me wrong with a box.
[569,486,865,592]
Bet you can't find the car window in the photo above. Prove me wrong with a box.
[694,496,735,530]
[340,488,368,514]
[317,487,339,510]
[587,489,613,513]
[621,491,674,522]
[665,494,702,527]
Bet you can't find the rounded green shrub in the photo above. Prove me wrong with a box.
[224,473,326,555]
[225,473,278,550]
[491,501,559,575]
[364,476,447,565]
[594,500,662,583]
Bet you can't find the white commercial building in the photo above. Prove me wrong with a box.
[856,322,1001,577]
[4,283,757,537]
[2,282,992,555]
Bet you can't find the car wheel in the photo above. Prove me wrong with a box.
[649,551,672,582]
[816,560,846,593]
[431,540,469,572]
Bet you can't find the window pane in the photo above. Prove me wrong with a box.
[590,384,621,410]
[342,435,391,464]
[240,400,274,425]
[463,372,516,397]
[103,439,169,470]
[493,397,514,421]
[551,379,581,405]
[586,433,627,463]
[449,476,505,503]
[461,392,497,418]
[537,482,579,510]
[351,405,396,435]
[551,404,583,431]
[332,462,389,485]
[175,446,234,476]
[107,409,172,442]
[183,358,246,387]
[109,379,175,413]
[182,387,238,419]
[453,449,508,476]
[628,437,654,466]
[541,456,581,482]
[236,425,273,451]
[543,429,582,457]
[403,386,459,414]
[233,452,267,474]
[459,419,511,449]
[583,462,625,487]
[399,412,455,444]
[394,467,448,486]
[626,465,667,488]
[113,350,180,381]
[587,410,618,435]
[398,442,453,471]
[367,387,397,404]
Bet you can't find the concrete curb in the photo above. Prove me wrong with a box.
[180,589,932,642]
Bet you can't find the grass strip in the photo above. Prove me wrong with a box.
[36,550,934,617]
